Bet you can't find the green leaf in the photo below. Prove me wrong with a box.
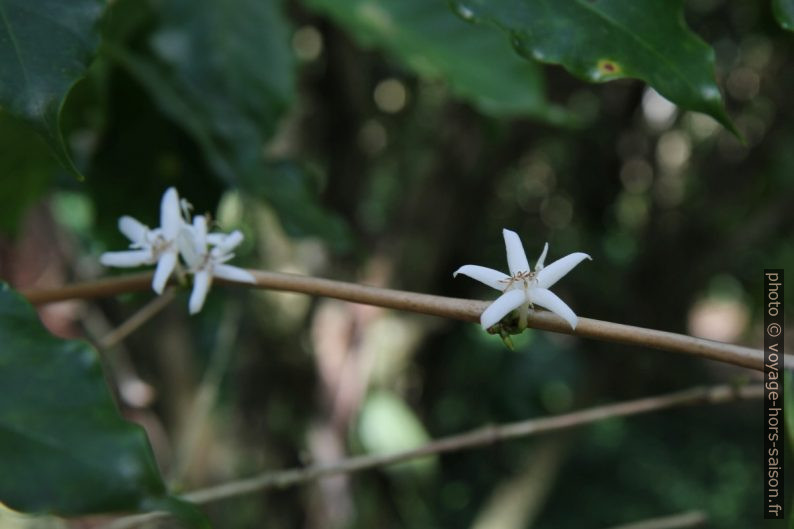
[0,0,102,176]
[773,0,794,31]
[0,284,175,516]
[105,0,346,243]
[142,496,211,529]
[448,0,737,133]
[306,0,572,124]
[144,0,294,174]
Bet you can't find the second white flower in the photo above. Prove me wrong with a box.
[454,229,590,330]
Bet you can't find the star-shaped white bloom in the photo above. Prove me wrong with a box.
[101,187,256,314]
[179,215,256,314]
[100,187,184,294]
[454,229,591,330]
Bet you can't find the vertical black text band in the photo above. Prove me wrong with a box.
[764,269,784,520]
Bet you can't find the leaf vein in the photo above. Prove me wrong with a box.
[572,0,702,99]
[0,1,34,105]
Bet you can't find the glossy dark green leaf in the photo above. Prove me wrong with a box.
[306,0,572,124]
[773,0,794,31]
[448,0,736,133]
[0,284,183,517]
[0,0,101,175]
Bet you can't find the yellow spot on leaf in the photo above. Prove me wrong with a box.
[596,59,622,77]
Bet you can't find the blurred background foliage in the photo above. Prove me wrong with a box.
[1,0,793,527]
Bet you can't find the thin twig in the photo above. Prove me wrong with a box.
[170,303,241,486]
[20,270,788,372]
[602,510,708,529]
[99,383,761,529]
[99,288,177,349]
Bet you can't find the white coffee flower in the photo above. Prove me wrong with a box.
[454,229,590,330]
[100,187,184,294]
[100,187,255,314]
[179,215,255,314]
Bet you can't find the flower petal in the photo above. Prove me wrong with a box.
[503,229,530,275]
[118,216,149,244]
[480,289,526,330]
[180,197,193,220]
[189,269,213,314]
[206,233,226,246]
[453,265,509,291]
[152,250,178,294]
[192,215,208,252]
[100,250,153,268]
[160,187,182,239]
[176,225,200,268]
[535,242,549,271]
[214,264,256,283]
[215,230,244,254]
[529,287,578,329]
[535,252,591,289]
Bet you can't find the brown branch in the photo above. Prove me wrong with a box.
[99,383,761,529]
[22,272,155,304]
[20,270,786,372]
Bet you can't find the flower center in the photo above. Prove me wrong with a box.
[500,270,536,291]
[149,233,173,256]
